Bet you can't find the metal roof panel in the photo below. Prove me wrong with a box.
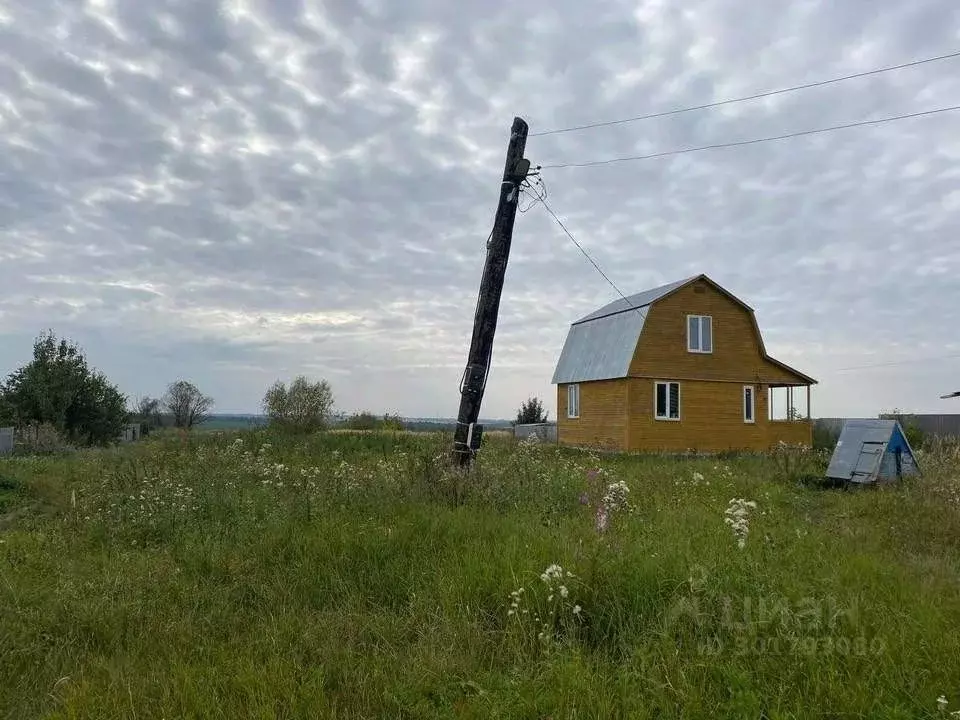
[573,276,697,324]
[551,307,648,384]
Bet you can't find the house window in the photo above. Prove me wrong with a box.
[567,384,580,418]
[655,381,680,420]
[743,385,755,423]
[687,315,713,353]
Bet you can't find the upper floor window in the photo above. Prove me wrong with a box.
[687,314,713,353]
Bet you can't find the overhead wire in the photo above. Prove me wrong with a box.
[533,191,960,377]
[530,48,960,137]
[524,55,960,382]
[831,353,960,373]
[518,174,547,212]
[535,193,643,316]
[539,104,960,169]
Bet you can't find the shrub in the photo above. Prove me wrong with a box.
[515,396,549,425]
[262,376,334,433]
[0,330,128,446]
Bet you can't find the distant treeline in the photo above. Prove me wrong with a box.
[186,413,514,433]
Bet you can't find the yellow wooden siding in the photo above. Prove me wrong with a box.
[625,378,810,452]
[768,420,813,447]
[556,379,628,450]
[628,279,806,385]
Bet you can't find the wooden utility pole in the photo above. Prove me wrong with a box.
[452,116,531,468]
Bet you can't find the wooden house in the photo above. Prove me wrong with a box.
[551,274,816,452]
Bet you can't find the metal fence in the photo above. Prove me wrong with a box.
[0,427,13,455]
[816,415,960,441]
[513,422,558,442]
[877,413,960,438]
[120,424,142,443]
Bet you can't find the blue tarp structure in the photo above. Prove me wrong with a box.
[825,419,921,484]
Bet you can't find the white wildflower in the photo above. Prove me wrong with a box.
[540,564,564,582]
[595,506,609,533]
[724,498,757,549]
[601,480,630,512]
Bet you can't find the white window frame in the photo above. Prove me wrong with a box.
[567,383,580,419]
[654,381,681,421]
[743,385,755,424]
[687,314,713,354]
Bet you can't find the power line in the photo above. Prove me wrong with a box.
[831,352,960,373]
[535,191,960,378]
[531,49,960,137]
[540,104,960,169]
[537,196,642,313]
[535,205,960,374]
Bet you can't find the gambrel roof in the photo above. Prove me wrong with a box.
[551,273,816,386]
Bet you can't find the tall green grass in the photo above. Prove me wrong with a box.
[1,430,959,718]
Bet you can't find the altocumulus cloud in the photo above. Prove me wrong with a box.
[0,0,958,418]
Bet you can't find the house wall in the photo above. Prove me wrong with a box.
[626,378,781,452]
[767,420,814,448]
[628,279,805,385]
[556,379,628,451]
[552,277,815,454]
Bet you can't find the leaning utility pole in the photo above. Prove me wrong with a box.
[452,116,531,468]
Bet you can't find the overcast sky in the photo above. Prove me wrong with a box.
[1,0,958,420]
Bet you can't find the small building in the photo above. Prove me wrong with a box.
[0,427,13,456]
[550,274,817,453]
[513,422,558,443]
[120,424,142,443]
[825,418,921,484]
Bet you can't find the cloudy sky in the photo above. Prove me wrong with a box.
[1,0,958,420]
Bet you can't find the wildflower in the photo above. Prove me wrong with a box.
[508,588,524,616]
[578,491,590,506]
[601,480,630,512]
[724,498,757,549]
[595,506,609,533]
[572,604,581,615]
[540,564,564,582]
[693,471,704,483]
[937,695,948,711]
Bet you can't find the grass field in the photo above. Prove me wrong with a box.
[2,429,960,719]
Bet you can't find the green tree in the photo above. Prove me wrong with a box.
[132,395,164,436]
[343,411,378,430]
[382,412,405,431]
[515,395,549,425]
[341,411,405,431]
[0,393,14,427]
[0,330,129,446]
[262,376,334,433]
[887,407,926,450]
[162,380,214,430]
